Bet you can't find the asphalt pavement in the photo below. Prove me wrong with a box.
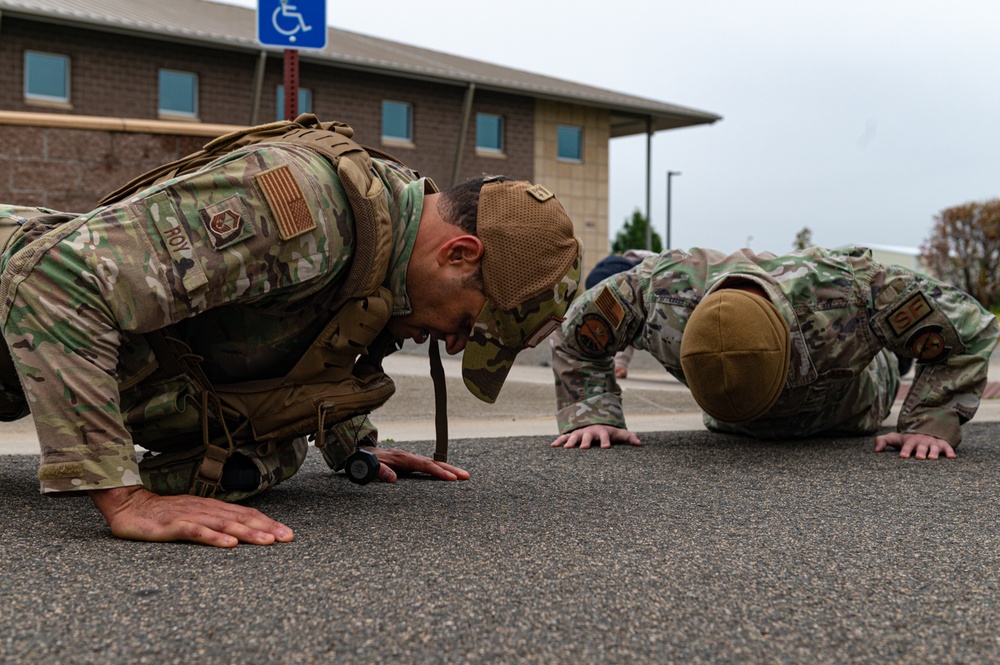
[1,349,999,664]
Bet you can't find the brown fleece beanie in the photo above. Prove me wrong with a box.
[679,289,790,423]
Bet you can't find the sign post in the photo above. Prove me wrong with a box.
[283,49,299,119]
[257,0,328,120]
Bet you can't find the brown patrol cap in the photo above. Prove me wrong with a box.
[679,289,791,422]
[462,178,583,403]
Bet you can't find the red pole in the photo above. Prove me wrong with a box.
[283,48,299,120]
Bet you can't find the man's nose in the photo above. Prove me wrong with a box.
[443,332,468,355]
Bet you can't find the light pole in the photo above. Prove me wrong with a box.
[666,171,681,249]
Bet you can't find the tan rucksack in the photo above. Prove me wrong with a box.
[107,114,431,497]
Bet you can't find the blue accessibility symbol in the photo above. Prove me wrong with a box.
[257,0,328,50]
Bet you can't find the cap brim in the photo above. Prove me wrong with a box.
[461,251,582,403]
[462,302,519,403]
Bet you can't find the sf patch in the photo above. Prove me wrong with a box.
[887,292,932,336]
[906,325,950,362]
[255,164,317,240]
[576,313,615,356]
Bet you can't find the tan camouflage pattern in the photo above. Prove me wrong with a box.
[553,246,1000,446]
[463,247,582,402]
[0,143,428,495]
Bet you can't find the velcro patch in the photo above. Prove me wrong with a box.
[147,193,209,294]
[255,164,316,240]
[906,325,950,362]
[198,195,255,250]
[523,315,563,349]
[526,184,554,202]
[37,461,84,480]
[887,292,932,336]
[593,286,625,330]
[576,313,615,356]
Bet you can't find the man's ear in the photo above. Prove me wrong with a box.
[437,235,484,266]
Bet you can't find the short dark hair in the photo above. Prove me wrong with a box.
[437,175,513,234]
[438,176,514,295]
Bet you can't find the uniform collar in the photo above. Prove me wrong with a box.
[386,176,434,316]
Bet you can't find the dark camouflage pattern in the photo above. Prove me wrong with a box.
[553,246,999,445]
[0,143,427,495]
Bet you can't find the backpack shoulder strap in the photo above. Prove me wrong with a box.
[100,114,406,304]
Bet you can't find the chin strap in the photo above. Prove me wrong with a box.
[428,340,449,462]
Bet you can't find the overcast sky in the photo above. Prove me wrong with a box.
[218,0,1000,254]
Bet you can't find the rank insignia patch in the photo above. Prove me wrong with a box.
[577,313,615,355]
[526,184,554,202]
[198,196,255,251]
[255,164,316,240]
[210,210,241,237]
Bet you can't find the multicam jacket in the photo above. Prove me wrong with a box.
[553,247,999,445]
[0,142,430,494]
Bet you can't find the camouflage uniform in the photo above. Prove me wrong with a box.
[0,142,430,496]
[553,247,999,445]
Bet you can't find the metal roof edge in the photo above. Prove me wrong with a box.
[0,0,722,133]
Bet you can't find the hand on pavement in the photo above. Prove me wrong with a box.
[371,447,471,483]
[874,432,956,460]
[89,485,295,548]
[550,424,642,449]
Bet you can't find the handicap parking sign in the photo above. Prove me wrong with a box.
[257,0,328,50]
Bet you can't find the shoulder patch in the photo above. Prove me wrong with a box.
[199,195,255,250]
[576,313,615,355]
[593,286,625,330]
[906,325,950,362]
[887,292,932,336]
[255,164,317,240]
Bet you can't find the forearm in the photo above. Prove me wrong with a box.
[614,345,636,369]
[897,315,999,444]
[3,271,141,494]
[552,342,626,434]
[874,265,1000,445]
[555,393,627,434]
[553,272,651,434]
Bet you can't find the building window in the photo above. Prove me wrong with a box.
[382,100,412,142]
[476,113,504,153]
[557,125,583,162]
[24,51,70,103]
[158,69,198,117]
[276,85,313,120]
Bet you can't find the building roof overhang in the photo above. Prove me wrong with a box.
[0,0,721,136]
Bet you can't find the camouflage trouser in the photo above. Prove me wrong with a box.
[139,436,309,502]
[705,349,901,439]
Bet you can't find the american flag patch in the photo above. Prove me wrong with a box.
[594,286,625,330]
[255,164,316,240]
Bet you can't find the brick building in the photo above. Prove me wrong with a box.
[0,0,719,270]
